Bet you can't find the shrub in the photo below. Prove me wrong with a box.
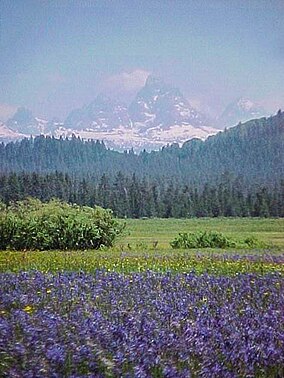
[0,198,124,251]
[170,231,236,249]
[243,236,265,249]
[170,231,268,249]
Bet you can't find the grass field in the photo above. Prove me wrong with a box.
[0,218,283,274]
[122,217,284,249]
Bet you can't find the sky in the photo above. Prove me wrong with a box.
[0,0,283,121]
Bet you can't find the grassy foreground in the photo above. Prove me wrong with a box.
[122,217,284,249]
[0,218,283,274]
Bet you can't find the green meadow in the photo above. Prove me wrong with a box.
[123,217,284,249]
[0,217,283,274]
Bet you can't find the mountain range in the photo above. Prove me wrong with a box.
[218,98,267,128]
[0,76,271,150]
[1,110,283,187]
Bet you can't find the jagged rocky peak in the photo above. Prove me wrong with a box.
[7,107,34,128]
[218,97,268,128]
[65,94,132,131]
[87,93,116,112]
[0,76,221,150]
[7,107,41,134]
[7,107,60,135]
[144,75,170,90]
[137,75,181,99]
[129,75,210,128]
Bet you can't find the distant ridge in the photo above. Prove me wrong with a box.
[0,110,283,186]
[218,97,268,128]
[0,77,273,151]
[0,76,221,150]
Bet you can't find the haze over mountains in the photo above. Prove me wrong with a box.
[1,110,283,186]
[0,76,271,150]
[218,98,267,129]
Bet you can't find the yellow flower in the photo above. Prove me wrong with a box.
[46,289,51,294]
[23,305,33,313]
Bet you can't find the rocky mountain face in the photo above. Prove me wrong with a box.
[0,77,272,150]
[129,75,210,129]
[218,98,268,128]
[60,76,218,150]
[65,94,132,131]
[6,107,63,136]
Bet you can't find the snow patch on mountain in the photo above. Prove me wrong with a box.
[1,76,229,150]
[0,121,27,142]
[218,97,268,128]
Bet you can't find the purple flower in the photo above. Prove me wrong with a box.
[0,270,283,376]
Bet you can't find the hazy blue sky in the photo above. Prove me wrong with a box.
[0,0,283,120]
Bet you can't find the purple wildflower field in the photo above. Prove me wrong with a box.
[0,271,283,377]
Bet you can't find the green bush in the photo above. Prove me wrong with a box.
[0,198,124,251]
[170,231,236,249]
[243,236,265,249]
[170,230,268,249]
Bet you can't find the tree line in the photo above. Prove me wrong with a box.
[1,172,283,218]
[0,111,283,186]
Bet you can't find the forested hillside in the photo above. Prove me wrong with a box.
[0,111,283,186]
[1,172,283,218]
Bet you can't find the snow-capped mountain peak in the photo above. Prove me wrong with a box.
[2,76,223,150]
[129,75,211,129]
[65,94,132,131]
[218,97,268,128]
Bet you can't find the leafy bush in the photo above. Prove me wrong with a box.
[243,236,263,248]
[0,198,124,251]
[170,232,199,249]
[170,231,237,249]
[170,231,268,249]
